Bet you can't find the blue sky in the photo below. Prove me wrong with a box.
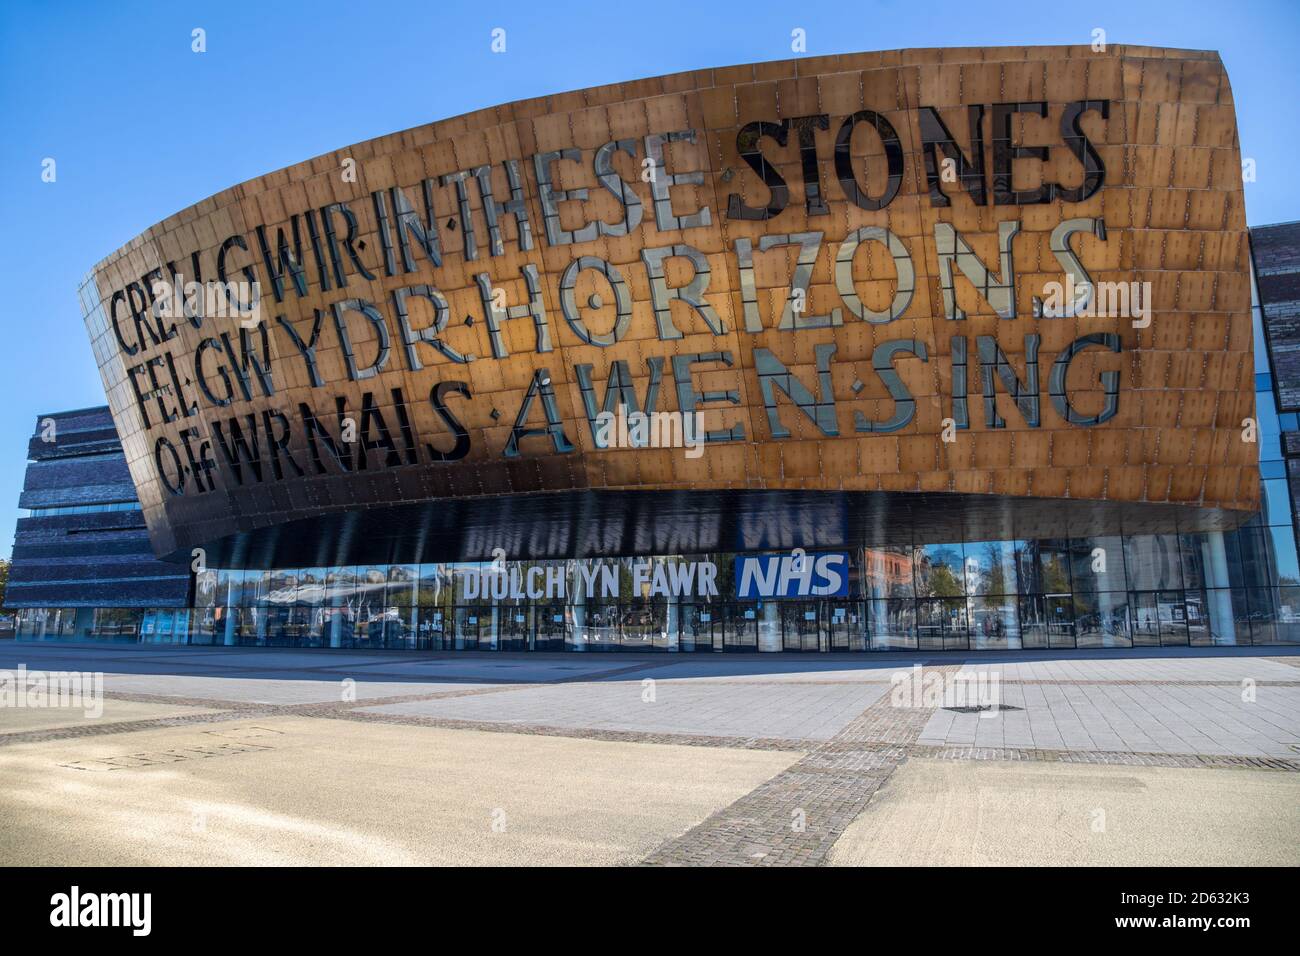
[0,0,1297,558]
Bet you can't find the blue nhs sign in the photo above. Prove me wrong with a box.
[735,552,850,599]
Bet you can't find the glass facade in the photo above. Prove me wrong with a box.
[75,522,1260,652]
[17,529,1298,653]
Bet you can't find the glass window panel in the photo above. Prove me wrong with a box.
[1256,392,1282,461]
[1031,539,1073,595]
[224,571,249,607]
[1267,525,1300,586]
[213,568,236,608]
[318,606,354,647]
[1201,588,1241,646]
[965,540,1020,596]
[1015,542,1040,595]
[1072,590,1131,648]
[1017,596,1048,649]
[1184,589,1212,646]
[350,602,384,648]
[622,602,668,651]
[1261,479,1293,528]
[191,610,217,646]
[1068,536,1126,593]
[1123,535,1183,590]
[386,564,418,607]
[296,568,327,607]
[377,606,416,650]
[194,569,219,609]
[676,604,709,653]
[968,595,1019,649]
[1157,591,1189,645]
[581,604,620,650]
[1245,587,1278,644]
[355,566,388,613]
[417,564,448,608]
[1177,535,1209,591]
[445,566,479,606]
[326,567,357,607]
[1234,527,1276,589]
[92,608,142,639]
[1043,593,1075,648]
[301,606,329,646]
[1226,588,1252,646]
[914,544,966,597]
[1129,592,1160,646]
[721,604,759,653]
[862,547,916,599]
[416,605,448,650]
[1275,587,1300,644]
[1222,528,1249,587]
[260,570,293,606]
[869,598,916,650]
[916,597,968,650]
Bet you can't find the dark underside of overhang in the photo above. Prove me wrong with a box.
[162,489,1256,570]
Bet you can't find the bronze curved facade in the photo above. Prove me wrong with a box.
[79,44,1255,568]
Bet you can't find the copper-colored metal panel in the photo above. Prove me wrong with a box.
[78,45,1255,566]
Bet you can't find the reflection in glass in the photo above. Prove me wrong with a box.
[1073,590,1130,648]
[1276,587,1300,643]
[869,599,916,650]
[1124,536,1183,591]
[326,567,357,607]
[917,597,968,650]
[863,547,916,599]
[915,544,966,598]
[297,568,327,607]
[1267,525,1300,585]
[968,594,1019,649]
[1044,593,1075,648]
[386,564,418,607]
[966,540,1019,596]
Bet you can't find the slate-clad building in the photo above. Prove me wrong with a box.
[7,406,190,641]
[1252,221,1300,543]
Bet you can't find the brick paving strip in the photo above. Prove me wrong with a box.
[640,665,962,866]
[640,665,1300,867]
[909,744,1300,771]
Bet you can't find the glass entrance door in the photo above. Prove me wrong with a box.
[497,607,530,651]
[453,607,482,650]
[722,604,758,652]
[826,601,866,651]
[535,606,567,651]
[781,602,821,652]
[679,604,718,651]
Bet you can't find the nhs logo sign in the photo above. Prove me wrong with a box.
[735,551,850,599]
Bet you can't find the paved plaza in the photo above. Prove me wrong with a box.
[1,643,1297,866]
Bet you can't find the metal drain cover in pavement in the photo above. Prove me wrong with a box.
[942,704,1024,714]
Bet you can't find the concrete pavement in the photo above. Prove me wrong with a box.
[1,642,1297,865]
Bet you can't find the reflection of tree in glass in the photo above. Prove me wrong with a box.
[983,543,1009,595]
[1043,556,1070,594]
[928,564,963,597]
